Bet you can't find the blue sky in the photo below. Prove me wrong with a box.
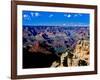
[22,11,90,26]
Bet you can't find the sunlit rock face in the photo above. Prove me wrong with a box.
[51,39,90,67]
[72,39,90,66]
[51,52,68,67]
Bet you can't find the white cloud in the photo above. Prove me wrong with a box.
[31,12,34,16]
[31,12,40,17]
[23,14,28,18]
[67,14,71,18]
[74,14,78,17]
[49,14,53,18]
[64,14,71,18]
[74,14,83,17]
[23,14,30,20]
[35,12,39,17]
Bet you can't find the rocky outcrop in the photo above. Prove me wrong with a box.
[51,39,89,67]
[72,39,89,66]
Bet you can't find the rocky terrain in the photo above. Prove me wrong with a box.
[51,39,89,67]
[23,25,89,68]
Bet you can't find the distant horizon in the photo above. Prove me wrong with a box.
[23,11,90,27]
[23,24,89,27]
[23,23,89,27]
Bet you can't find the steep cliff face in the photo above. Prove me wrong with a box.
[51,39,89,67]
[72,39,89,66]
